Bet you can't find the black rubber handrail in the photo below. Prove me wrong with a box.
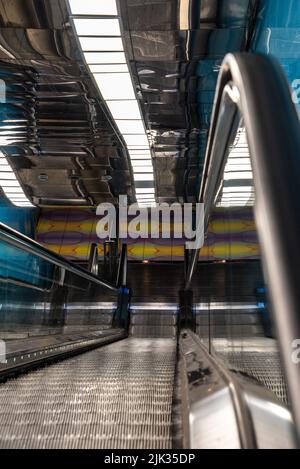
[185,52,300,444]
[0,222,118,292]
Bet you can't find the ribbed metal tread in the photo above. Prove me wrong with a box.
[0,338,176,449]
[224,351,288,404]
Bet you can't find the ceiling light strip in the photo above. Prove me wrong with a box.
[68,0,155,207]
[218,128,254,208]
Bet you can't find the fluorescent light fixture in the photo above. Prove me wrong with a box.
[94,73,135,99]
[133,167,153,173]
[138,203,156,207]
[226,158,251,165]
[123,135,149,147]
[222,195,253,200]
[10,197,29,201]
[0,151,33,207]
[115,120,145,134]
[71,10,157,205]
[0,180,20,187]
[73,18,121,36]
[2,187,25,194]
[79,37,123,52]
[69,0,118,16]
[136,188,155,194]
[134,173,154,181]
[127,147,150,151]
[226,165,252,171]
[136,194,156,199]
[106,100,141,119]
[223,186,253,193]
[129,154,152,160]
[132,160,153,167]
[0,172,16,180]
[0,165,11,171]
[84,52,126,64]
[129,149,151,155]
[224,172,253,180]
[88,64,128,73]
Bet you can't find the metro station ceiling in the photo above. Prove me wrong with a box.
[0,0,257,208]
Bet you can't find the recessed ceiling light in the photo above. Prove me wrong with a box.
[129,154,152,160]
[73,18,121,36]
[115,120,145,134]
[132,160,153,167]
[224,172,253,180]
[134,173,154,181]
[84,51,126,64]
[69,0,118,15]
[223,186,253,193]
[94,73,135,99]
[136,194,155,199]
[0,172,16,179]
[88,64,128,73]
[79,37,123,52]
[128,149,151,155]
[0,165,12,171]
[106,100,141,120]
[136,188,155,194]
[124,135,149,147]
[0,180,20,187]
[133,167,153,173]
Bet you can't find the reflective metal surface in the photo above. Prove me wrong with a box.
[0,0,256,206]
[120,0,255,202]
[179,329,297,449]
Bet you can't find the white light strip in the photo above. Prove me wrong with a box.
[106,100,142,120]
[69,0,118,15]
[83,51,126,64]
[73,18,121,36]
[134,174,154,182]
[0,151,34,207]
[69,2,155,205]
[136,188,155,194]
[132,161,153,167]
[133,167,154,173]
[79,37,124,52]
[89,64,128,73]
[115,120,145,134]
[94,73,135,99]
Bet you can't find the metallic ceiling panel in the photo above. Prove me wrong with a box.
[0,0,255,207]
[0,0,134,207]
[122,0,254,203]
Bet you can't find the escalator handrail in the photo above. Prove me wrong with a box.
[0,222,118,292]
[186,52,300,444]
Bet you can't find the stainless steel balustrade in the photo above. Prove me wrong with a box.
[0,222,118,292]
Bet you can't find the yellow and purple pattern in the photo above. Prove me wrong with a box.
[36,208,260,261]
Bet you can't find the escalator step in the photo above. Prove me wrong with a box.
[0,338,176,449]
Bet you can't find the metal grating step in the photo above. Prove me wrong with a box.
[222,351,288,404]
[0,338,176,449]
[130,304,178,338]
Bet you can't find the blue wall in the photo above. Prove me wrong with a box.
[252,0,300,114]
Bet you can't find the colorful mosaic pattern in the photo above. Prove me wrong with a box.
[36,208,260,262]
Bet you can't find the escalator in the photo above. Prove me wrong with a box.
[1,53,300,449]
[0,337,176,449]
